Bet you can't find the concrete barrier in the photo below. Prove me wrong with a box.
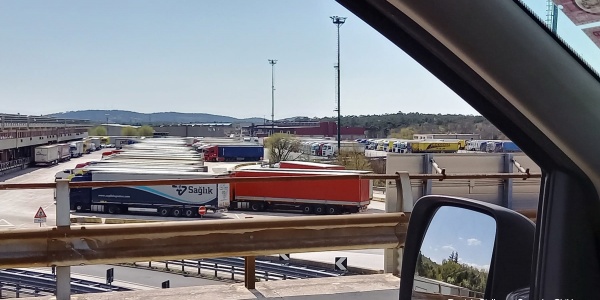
[104,218,160,224]
[69,217,103,224]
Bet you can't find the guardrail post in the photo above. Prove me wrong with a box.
[423,154,433,196]
[198,260,202,275]
[165,261,169,271]
[55,179,71,300]
[503,154,514,209]
[16,282,20,298]
[384,172,413,276]
[214,263,218,277]
[244,256,256,289]
[231,266,235,280]
[181,259,185,272]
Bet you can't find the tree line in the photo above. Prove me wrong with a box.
[416,251,488,293]
[88,125,154,137]
[295,112,506,139]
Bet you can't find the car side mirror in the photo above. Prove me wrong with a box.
[399,196,535,300]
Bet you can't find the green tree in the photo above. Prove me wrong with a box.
[121,126,138,136]
[265,133,301,164]
[138,125,154,136]
[336,150,372,171]
[88,126,107,136]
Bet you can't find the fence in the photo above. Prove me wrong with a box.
[0,172,541,300]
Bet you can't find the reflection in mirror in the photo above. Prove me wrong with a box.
[413,206,496,298]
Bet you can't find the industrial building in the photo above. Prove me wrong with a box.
[0,114,91,170]
[152,123,234,137]
[249,121,366,140]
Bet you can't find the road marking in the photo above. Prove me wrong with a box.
[0,219,14,227]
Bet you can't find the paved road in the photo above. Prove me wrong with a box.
[70,265,224,288]
[0,151,104,229]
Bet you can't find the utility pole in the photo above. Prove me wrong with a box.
[268,59,277,136]
[331,16,346,154]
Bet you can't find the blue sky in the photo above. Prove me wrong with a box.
[0,1,598,119]
[420,206,496,270]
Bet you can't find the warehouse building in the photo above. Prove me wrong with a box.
[0,114,91,171]
[152,123,233,138]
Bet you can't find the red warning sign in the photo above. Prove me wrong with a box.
[35,207,47,219]
[198,206,207,216]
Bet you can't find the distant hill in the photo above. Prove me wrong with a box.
[47,110,266,125]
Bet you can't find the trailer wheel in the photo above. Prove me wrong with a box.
[159,207,171,217]
[326,205,341,215]
[184,208,196,218]
[314,205,326,215]
[107,205,121,214]
[250,202,264,212]
[171,208,183,217]
[300,204,313,214]
[74,203,84,212]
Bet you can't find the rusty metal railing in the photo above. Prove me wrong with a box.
[0,172,541,299]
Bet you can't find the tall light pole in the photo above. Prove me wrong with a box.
[331,16,346,154]
[268,59,277,136]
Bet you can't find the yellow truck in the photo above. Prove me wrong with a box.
[408,141,460,153]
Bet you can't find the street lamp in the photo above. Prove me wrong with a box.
[331,16,346,154]
[268,59,277,136]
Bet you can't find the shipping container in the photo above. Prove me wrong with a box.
[278,161,345,170]
[202,145,263,162]
[57,144,71,162]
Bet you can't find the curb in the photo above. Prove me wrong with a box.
[70,217,102,224]
[104,218,160,224]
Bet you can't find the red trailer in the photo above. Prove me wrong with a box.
[278,161,345,170]
[230,169,371,214]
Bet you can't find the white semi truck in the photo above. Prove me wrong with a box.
[34,145,60,166]
[69,169,230,217]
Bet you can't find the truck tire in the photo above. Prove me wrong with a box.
[314,205,326,215]
[250,202,264,212]
[107,205,121,214]
[184,208,196,218]
[159,207,171,217]
[171,208,183,217]
[74,202,84,212]
[300,204,313,214]
[326,205,341,215]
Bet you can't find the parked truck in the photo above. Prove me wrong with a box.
[70,141,83,158]
[90,138,101,151]
[230,169,372,214]
[34,145,60,166]
[202,145,264,162]
[407,141,460,153]
[69,170,230,217]
[57,144,71,162]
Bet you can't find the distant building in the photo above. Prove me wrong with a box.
[249,121,366,140]
[152,123,233,137]
[0,114,90,164]
[413,133,480,140]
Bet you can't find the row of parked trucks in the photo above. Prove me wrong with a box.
[66,138,372,217]
[358,138,521,153]
[34,138,103,166]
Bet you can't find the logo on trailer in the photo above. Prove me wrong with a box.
[172,185,188,196]
[172,185,214,196]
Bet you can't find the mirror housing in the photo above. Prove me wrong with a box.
[399,195,535,300]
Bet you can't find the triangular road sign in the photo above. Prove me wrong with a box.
[35,207,47,218]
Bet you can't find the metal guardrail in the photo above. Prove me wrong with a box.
[0,269,130,298]
[0,172,541,299]
[0,158,29,173]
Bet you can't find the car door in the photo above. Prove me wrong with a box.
[337,0,600,298]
